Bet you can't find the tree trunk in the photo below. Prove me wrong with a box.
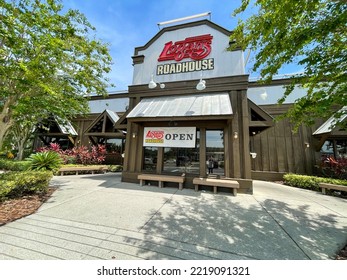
[0,121,12,150]
[0,98,15,150]
[16,139,26,160]
[12,122,35,160]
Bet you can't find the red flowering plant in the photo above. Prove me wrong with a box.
[37,143,106,165]
[321,155,347,180]
[37,143,75,164]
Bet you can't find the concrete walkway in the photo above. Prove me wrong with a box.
[0,173,346,260]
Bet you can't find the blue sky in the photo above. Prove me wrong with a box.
[62,0,299,91]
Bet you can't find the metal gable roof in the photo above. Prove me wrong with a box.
[55,117,78,136]
[105,109,120,124]
[313,107,347,135]
[127,93,232,118]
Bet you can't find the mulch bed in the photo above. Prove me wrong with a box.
[0,188,56,226]
[0,187,346,260]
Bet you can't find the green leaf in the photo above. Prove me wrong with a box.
[229,0,347,128]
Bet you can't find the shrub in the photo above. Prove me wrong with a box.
[38,143,106,165]
[72,145,106,165]
[108,165,123,172]
[0,180,16,200]
[284,173,347,192]
[0,170,53,201]
[0,158,31,171]
[320,156,347,180]
[28,151,62,171]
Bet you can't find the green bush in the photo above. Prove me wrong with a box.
[0,170,53,201]
[283,174,347,192]
[0,180,16,199]
[0,158,31,171]
[108,165,123,172]
[28,151,62,171]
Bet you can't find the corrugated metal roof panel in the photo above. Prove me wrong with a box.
[106,109,120,123]
[127,93,232,118]
[55,117,78,136]
[313,106,347,135]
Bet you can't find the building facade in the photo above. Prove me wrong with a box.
[115,20,274,193]
[36,19,346,191]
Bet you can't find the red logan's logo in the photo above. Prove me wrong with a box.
[145,130,164,144]
[158,34,213,62]
[146,130,164,139]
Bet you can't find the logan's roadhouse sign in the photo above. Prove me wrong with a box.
[144,127,196,148]
[156,34,214,75]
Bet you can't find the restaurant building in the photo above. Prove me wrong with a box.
[37,17,347,193]
[114,19,272,194]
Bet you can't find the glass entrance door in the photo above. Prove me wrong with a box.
[206,130,225,176]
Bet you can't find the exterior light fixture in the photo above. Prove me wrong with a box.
[233,132,238,139]
[196,72,206,91]
[148,74,165,89]
[196,79,206,91]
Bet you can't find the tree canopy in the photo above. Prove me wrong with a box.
[0,0,113,149]
[229,0,347,130]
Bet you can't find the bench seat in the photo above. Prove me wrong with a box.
[193,177,240,196]
[138,174,185,190]
[318,183,347,195]
[59,166,108,176]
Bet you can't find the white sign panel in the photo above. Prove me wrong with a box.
[143,127,196,148]
[132,23,245,85]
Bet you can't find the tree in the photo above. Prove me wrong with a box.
[6,117,35,160]
[229,0,347,130]
[0,0,113,149]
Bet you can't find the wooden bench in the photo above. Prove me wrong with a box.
[137,174,185,190]
[318,183,347,195]
[193,177,240,196]
[59,166,108,176]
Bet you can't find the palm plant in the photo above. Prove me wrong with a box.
[28,151,62,171]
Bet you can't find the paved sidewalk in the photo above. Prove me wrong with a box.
[0,173,346,260]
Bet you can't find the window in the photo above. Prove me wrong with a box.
[206,130,224,175]
[321,139,347,158]
[143,147,158,171]
[163,130,200,174]
[105,138,124,154]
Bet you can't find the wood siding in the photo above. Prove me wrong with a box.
[250,104,322,177]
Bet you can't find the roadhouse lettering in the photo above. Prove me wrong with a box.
[157,58,214,75]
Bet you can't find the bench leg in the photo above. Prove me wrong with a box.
[233,188,237,196]
[322,188,326,195]
[179,183,183,190]
[213,186,217,194]
[139,179,144,186]
[195,185,199,192]
[158,181,163,188]
[76,171,79,175]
